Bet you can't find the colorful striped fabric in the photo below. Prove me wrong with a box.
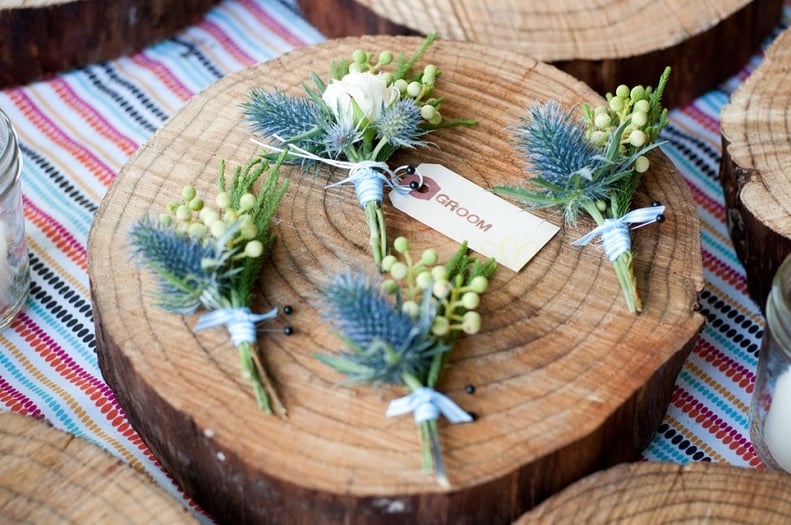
[0,0,782,515]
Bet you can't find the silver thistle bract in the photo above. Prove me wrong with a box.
[129,154,290,416]
[240,34,475,271]
[315,238,496,486]
[494,67,671,313]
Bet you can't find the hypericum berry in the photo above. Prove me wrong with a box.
[394,78,408,94]
[431,265,448,281]
[630,111,648,128]
[589,130,609,146]
[634,155,650,173]
[216,192,232,210]
[431,316,450,336]
[381,279,399,295]
[181,185,197,202]
[188,197,204,212]
[188,223,207,238]
[609,96,625,112]
[393,236,410,254]
[389,262,408,281]
[209,220,226,239]
[630,85,645,101]
[462,311,482,334]
[415,270,432,290]
[401,300,420,318]
[199,208,219,226]
[429,111,442,126]
[381,254,397,273]
[158,213,172,227]
[596,199,607,212]
[615,84,630,98]
[406,81,422,98]
[593,113,611,129]
[468,275,488,294]
[420,105,436,121]
[420,248,439,266]
[244,240,263,258]
[432,279,452,299]
[239,193,256,212]
[461,291,480,309]
[378,51,393,66]
[628,129,647,147]
[634,99,650,113]
[175,204,191,222]
[352,49,367,64]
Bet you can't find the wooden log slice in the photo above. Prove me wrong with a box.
[515,461,791,524]
[0,412,195,524]
[88,36,705,524]
[295,0,783,109]
[0,0,220,88]
[720,27,791,313]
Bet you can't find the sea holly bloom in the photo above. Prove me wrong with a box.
[241,34,475,270]
[321,71,400,128]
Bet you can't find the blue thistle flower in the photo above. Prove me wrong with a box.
[322,119,363,158]
[515,101,601,186]
[241,88,328,151]
[129,220,224,314]
[316,273,447,385]
[374,99,427,149]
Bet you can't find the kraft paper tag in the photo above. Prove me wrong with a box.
[389,163,559,271]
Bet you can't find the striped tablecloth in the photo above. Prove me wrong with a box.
[0,0,778,516]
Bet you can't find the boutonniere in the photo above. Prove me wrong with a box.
[494,67,671,313]
[241,34,475,270]
[129,154,292,415]
[315,237,496,486]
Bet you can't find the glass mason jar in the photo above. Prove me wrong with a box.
[749,253,791,472]
[0,108,30,329]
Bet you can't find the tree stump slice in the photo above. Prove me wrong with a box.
[516,461,791,523]
[720,27,791,312]
[0,411,195,524]
[88,36,704,524]
[0,0,220,88]
[295,0,782,109]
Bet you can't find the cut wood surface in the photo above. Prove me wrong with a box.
[296,0,782,108]
[720,26,791,313]
[0,0,219,88]
[88,36,705,524]
[516,461,791,524]
[0,411,196,524]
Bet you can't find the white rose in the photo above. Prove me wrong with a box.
[321,71,400,127]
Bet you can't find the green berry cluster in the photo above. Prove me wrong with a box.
[332,37,445,126]
[380,237,489,336]
[160,185,264,261]
[583,68,670,174]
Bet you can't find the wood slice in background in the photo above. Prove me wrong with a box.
[0,411,196,524]
[0,0,220,88]
[295,0,783,109]
[720,26,791,313]
[88,36,704,524]
[515,461,791,524]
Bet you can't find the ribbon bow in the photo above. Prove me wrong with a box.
[571,205,666,262]
[386,387,473,424]
[194,306,278,346]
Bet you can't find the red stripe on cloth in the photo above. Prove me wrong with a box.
[50,78,139,156]
[681,104,720,135]
[685,180,726,222]
[130,53,194,102]
[238,0,309,48]
[693,339,755,393]
[701,248,748,293]
[7,90,116,187]
[200,19,257,67]
[23,196,88,272]
[672,387,762,467]
[0,375,42,416]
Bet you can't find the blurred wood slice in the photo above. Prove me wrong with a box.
[0,411,195,524]
[720,26,791,313]
[296,0,783,108]
[89,36,704,524]
[0,0,220,88]
[515,461,791,524]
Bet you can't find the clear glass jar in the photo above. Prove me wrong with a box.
[0,108,29,329]
[749,253,791,472]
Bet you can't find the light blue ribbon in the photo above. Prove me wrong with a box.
[386,387,473,424]
[194,306,278,346]
[325,160,393,208]
[571,205,666,262]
